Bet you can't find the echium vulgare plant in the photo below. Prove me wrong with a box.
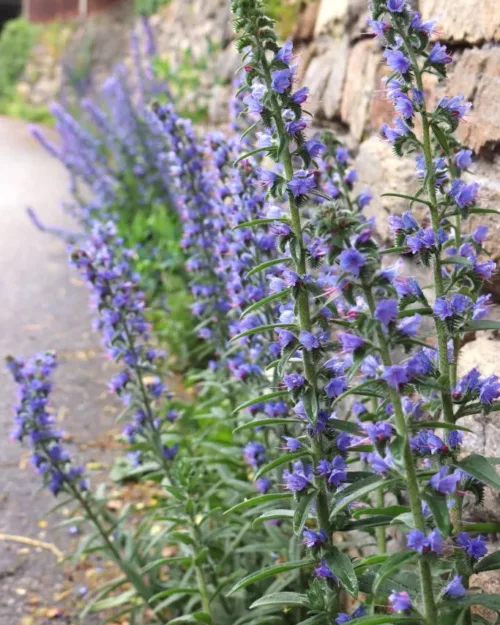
[229,0,500,624]
[8,218,298,624]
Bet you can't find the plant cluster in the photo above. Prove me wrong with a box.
[8,2,500,625]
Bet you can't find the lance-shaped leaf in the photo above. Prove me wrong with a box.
[325,547,358,597]
[381,192,432,207]
[441,594,500,611]
[330,476,401,517]
[246,256,293,278]
[293,490,316,536]
[224,492,293,515]
[255,450,311,480]
[328,418,363,435]
[463,319,500,332]
[241,289,291,318]
[422,491,451,536]
[372,550,417,594]
[233,417,302,433]
[252,509,294,528]
[452,454,500,489]
[250,592,309,609]
[233,217,291,231]
[230,323,297,343]
[474,551,500,573]
[233,391,289,414]
[227,560,313,596]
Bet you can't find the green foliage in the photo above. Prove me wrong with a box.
[153,45,217,122]
[135,0,171,16]
[264,0,304,37]
[0,18,39,101]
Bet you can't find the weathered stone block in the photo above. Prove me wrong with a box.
[420,0,500,44]
[340,39,379,141]
[447,47,500,153]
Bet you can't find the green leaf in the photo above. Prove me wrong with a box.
[325,547,358,597]
[230,323,296,343]
[233,417,302,433]
[246,257,292,278]
[452,454,500,489]
[233,218,290,231]
[353,505,410,519]
[293,490,316,536]
[233,146,271,165]
[250,592,309,609]
[252,509,295,528]
[432,124,451,155]
[295,616,324,625]
[328,418,363,435]
[255,450,311,480]
[150,587,199,603]
[233,391,290,414]
[463,319,500,332]
[474,551,500,573]
[440,255,473,267]
[141,556,191,573]
[381,192,432,207]
[410,420,471,433]
[330,476,401,516]
[241,289,291,318]
[345,515,394,531]
[422,491,451,536]
[91,589,137,611]
[227,559,313,596]
[224,493,293,515]
[349,617,423,625]
[443,594,500,610]
[372,550,417,594]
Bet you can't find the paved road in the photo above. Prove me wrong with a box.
[0,117,119,624]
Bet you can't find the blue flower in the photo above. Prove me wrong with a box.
[375,299,398,327]
[433,297,453,320]
[387,0,406,12]
[444,575,466,598]
[397,313,422,337]
[389,590,412,612]
[303,528,327,548]
[479,375,500,404]
[275,40,293,64]
[429,42,452,65]
[283,436,302,452]
[429,467,461,495]
[382,365,409,389]
[364,421,393,442]
[394,94,414,118]
[256,477,272,493]
[271,68,293,94]
[315,559,338,580]
[358,190,373,207]
[455,149,472,170]
[299,330,320,351]
[336,147,349,163]
[291,87,309,104]
[283,461,313,492]
[283,372,306,391]
[339,248,366,276]
[456,533,488,560]
[287,169,316,197]
[384,49,411,74]
[304,138,326,157]
[324,376,347,399]
[438,94,471,120]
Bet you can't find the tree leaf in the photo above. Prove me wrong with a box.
[233,391,290,414]
[246,257,293,278]
[227,559,313,596]
[293,490,316,536]
[452,454,500,489]
[372,550,417,594]
[233,417,302,433]
[255,450,311,480]
[250,592,309,609]
[325,547,358,597]
[252,509,295,528]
